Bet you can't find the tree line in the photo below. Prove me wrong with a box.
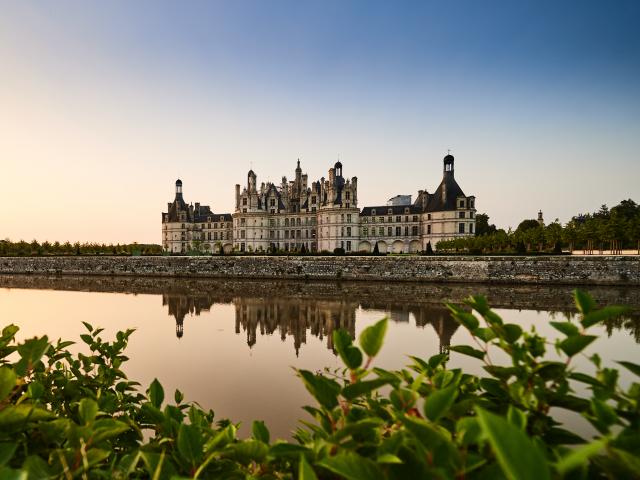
[437,198,640,254]
[0,239,163,256]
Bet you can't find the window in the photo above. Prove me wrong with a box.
[220,216,224,222]
[459,200,465,208]
[413,215,418,222]
[396,216,401,223]
[379,227,384,235]
[371,209,376,216]
[379,216,384,223]
[242,198,247,205]
[427,224,431,234]
[396,226,401,236]
[346,240,351,251]
[388,209,393,215]
[270,198,275,206]
[345,191,350,199]
[312,196,316,203]
[404,226,409,236]
[412,226,418,236]
[214,232,218,240]
[241,218,246,226]
[470,212,474,218]
[459,212,465,219]
[459,223,465,234]
[240,230,246,238]
[347,214,352,222]
[363,227,368,236]
[470,199,475,208]
[470,224,474,234]
[346,203,350,208]
[388,227,392,236]
[427,214,431,220]
[347,227,351,236]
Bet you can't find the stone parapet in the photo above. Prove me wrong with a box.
[0,255,638,286]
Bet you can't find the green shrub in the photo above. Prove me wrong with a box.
[0,291,638,478]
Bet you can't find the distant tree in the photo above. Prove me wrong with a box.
[300,244,307,254]
[333,247,345,256]
[475,213,497,236]
[373,242,379,255]
[516,219,540,233]
[425,241,434,255]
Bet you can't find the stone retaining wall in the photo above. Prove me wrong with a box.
[0,255,638,285]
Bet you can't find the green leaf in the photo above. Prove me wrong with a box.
[15,337,50,376]
[0,443,17,466]
[299,454,318,480]
[556,439,606,475]
[389,388,417,411]
[342,378,391,401]
[506,406,527,430]
[502,324,523,342]
[333,329,363,370]
[23,455,51,479]
[476,407,551,480]
[147,378,164,408]
[224,440,268,465]
[424,384,458,421]
[558,335,597,357]
[359,318,388,358]
[616,360,640,378]
[177,423,203,466]
[573,289,596,315]
[451,308,480,331]
[318,452,385,480]
[80,334,93,345]
[550,321,579,337]
[581,306,629,328]
[92,419,130,442]
[472,327,496,343]
[252,420,270,444]
[174,389,184,404]
[297,370,340,410]
[81,321,93,333]
[376,453,402,464]
[0,367,17,402]
[78,398,98,424]
[450,345,485,360]
[0,405,54,427]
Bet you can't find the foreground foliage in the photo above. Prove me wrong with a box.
[0,291,639,479]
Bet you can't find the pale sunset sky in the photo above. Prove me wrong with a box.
[1,1,639,244]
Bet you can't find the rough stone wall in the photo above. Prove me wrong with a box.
[0,256,638,285]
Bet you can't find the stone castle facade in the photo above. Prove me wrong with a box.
[162,154,476,254]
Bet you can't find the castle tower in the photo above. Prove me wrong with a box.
[175,179,183,200]
[538,210,544,226]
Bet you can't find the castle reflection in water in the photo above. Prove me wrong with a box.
[162,293,459,355]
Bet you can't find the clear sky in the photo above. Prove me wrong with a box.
[1,0,639,244]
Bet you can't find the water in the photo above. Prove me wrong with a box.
[0,275,638,440]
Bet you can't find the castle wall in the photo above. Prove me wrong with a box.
[1,255,638,286]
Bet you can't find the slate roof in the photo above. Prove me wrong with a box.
[360,205,422,216]
[422,174,467,212]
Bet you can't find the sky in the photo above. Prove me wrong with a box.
[1,0,639,244]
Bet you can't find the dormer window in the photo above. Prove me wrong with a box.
[388,208,393,215]
[459,200,465,208]
[371,209,376,216]
[404,208,409,214]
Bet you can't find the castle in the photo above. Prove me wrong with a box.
[162,154,476,254]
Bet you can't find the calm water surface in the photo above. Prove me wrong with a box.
[1,275,638,440]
